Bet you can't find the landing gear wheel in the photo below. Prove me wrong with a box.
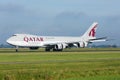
[45,48,51,52]
[53,49,63,51]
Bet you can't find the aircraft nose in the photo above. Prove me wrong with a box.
[6,37,16,45]
[6,38,12,44]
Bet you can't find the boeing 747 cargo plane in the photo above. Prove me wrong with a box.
[6,22,107,52]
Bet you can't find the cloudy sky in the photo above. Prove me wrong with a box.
[0,0,120,46]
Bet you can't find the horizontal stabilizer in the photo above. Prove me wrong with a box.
[89,37,107,42]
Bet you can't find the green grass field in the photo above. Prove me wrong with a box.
[0,48,120,80]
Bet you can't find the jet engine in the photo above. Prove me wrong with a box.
[53,43,67,51]
[77,42,88,48]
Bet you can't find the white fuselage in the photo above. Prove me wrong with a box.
[7,34,85,47]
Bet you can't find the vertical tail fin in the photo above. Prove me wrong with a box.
[82,22,98,39]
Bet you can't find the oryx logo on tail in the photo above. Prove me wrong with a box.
[89,25,97,37]
[82,22,98,38]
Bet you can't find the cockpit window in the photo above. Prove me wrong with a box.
[12,34,17,36]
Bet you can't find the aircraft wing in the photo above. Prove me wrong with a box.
[43,41,77,46]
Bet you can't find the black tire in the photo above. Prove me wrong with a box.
[45,48,51,52]
[53,49,63,52]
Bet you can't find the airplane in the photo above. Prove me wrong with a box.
[6,22,107,52]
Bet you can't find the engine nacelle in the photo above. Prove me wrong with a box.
[62,43,68,49]
[77,42,88,48]
[54,43,67,51]
[54,44,63,49]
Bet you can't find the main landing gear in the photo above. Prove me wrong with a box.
[45,48,63,52]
